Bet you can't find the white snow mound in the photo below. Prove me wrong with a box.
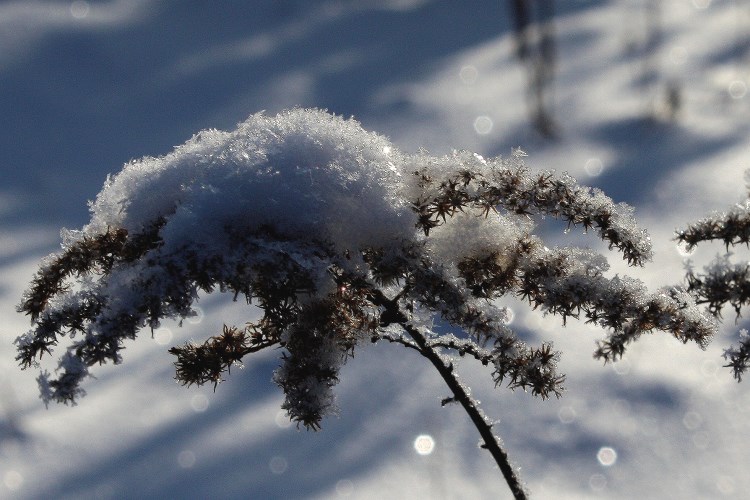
[82,108,413,254]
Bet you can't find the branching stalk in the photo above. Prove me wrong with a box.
[369,289,528,500]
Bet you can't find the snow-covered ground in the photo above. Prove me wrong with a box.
[2,1,750,498]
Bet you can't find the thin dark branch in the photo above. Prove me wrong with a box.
[369,289,528,500]
[376,331,421,352]
[241,338,281,356]
[426,335,495,365]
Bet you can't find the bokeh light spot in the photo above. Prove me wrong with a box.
[336,479,354,497]
[269,456,288,474]
[70,1,90,19]
[473,116,493,135]
[597,446,617,466]
[186,306,204,324]
[460,65,478,85]
[584,158,603,177]
[612,358,631,375]
[669,46,687,65]
[190,393,209,413]
[153,327,173,346]
[682,411,703,430]
[414,434,435,455]
[693,431,709,449]
[3,470,23,491]
[177,450,196,468]
[728,80,747,100]
[558,406,576,424]
[717,475,736,495]
[589,473,607,491]
[275,410,293,429]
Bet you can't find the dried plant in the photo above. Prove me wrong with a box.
[676,172,750,381]
[17,109,716,499]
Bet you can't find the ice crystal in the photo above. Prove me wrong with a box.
[17,108,713,426]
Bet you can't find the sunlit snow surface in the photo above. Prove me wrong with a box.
[2,1,750,499]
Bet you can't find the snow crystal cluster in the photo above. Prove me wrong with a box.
[18,108,716,427]
[677,177,750,381]
[79,109,413,260]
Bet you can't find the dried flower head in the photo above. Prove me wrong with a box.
[17,109,714,431]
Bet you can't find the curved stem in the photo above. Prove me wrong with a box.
[369,289,528,500]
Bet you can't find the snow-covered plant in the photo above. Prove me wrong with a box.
[677,172,750,381]
[17,108,716,499]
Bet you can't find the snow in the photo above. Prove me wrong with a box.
[83,109,412,257]
[22,102,688,412]
[3,1,750,499]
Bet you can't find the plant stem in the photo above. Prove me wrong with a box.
[369,290,528,500]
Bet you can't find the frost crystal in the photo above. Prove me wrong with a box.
[17,108,714,426]
[678,172,750,381]
[83,108,412,257]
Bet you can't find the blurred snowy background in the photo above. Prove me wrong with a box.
[2,0,750,498]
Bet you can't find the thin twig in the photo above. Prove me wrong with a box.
[368,289,528,500]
